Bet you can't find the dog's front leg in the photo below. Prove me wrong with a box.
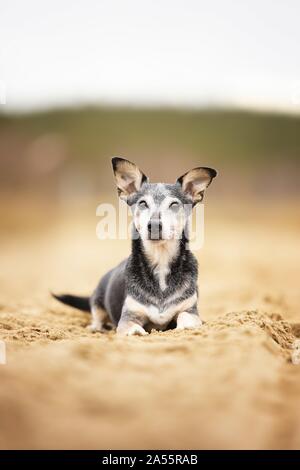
[117,308,148,336]
[176,310,202,331]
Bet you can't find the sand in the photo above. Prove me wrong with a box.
[0,201,299,449]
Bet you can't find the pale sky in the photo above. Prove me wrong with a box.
[1,0,300,112]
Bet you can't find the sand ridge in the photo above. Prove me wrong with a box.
[0,307,299,449]
[0,205,299,449]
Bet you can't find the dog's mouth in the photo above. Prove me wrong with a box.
[148,237,165,242]
[147,230,177,242]
[148,238,168,245]
[147,232,174,243]
[148,234,164,241]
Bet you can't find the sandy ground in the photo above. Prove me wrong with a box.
[0,200,300,449]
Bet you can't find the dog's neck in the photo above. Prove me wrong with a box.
[142,238,179,290]
[131,229,190,291]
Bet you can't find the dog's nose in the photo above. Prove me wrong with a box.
[147,220,163,240]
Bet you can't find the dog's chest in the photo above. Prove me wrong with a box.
[146,292,197,326]
[145,240,179,291]
[153,264,169,291]
[146,303,176,326]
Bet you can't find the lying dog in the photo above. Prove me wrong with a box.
[53,157,217,335]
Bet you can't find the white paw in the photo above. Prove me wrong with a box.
[176,313,202,331]
[87,322,104,333]
[117,324,148,336]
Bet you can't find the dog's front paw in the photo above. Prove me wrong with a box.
[87,322,104,333]
[176,312,202,331]
[117,323,148,336]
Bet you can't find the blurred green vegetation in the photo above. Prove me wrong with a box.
[1,106,300,161]
[0,106,299,197]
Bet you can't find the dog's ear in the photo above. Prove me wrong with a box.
[176,167,217,204]
[111,157,149,201]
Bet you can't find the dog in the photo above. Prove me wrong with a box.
[53,157,217,335]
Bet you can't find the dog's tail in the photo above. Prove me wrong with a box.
[51,293,90,312]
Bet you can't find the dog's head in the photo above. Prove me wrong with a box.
[112,157,217,243]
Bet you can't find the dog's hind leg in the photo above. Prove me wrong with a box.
[87,305,109,332]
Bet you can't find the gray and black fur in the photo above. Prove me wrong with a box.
[53,157,217,335]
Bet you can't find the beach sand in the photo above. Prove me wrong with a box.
[0,201,299,449]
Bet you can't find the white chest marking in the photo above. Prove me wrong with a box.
[143,239,179,291]
[124,294,197,326]
[153,264,169,290]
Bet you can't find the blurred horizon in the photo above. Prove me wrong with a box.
[0,0,299,232]
[0,105,299,212]
[2,102,300,117]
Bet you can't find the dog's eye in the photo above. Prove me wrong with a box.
[138,200,148,209]
[169,201,179,209]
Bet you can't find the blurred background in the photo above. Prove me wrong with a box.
[1,0,300,219]
[1,0,299,309]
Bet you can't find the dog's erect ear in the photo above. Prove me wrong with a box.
[111,157,149,201]
[176,167,217,204]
